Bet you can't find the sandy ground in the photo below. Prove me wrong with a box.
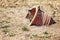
[0,0,60,40]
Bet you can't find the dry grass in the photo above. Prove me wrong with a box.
[0,0,60,40]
